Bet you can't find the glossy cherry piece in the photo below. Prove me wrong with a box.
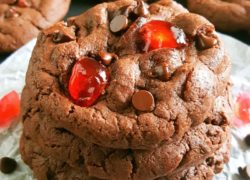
[139,20,187,52]
[68,57,109,107]
[234,90,250,125]
[0,91,20,128]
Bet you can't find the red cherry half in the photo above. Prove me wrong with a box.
[0,91,20,128]
[234,90,250,125]
[68,57,110,107]
[139,20,187,52]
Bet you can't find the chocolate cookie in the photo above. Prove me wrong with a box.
[187,0,250,32]
[20,0,232,179]
[21,0,232,150]
[20,125,230,180]
[0,0,71,53]
[20,103,229,179]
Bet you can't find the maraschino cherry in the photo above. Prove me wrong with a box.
[0,91,20,128]
[68,57,109,107]
[139,20,187,52]
[234,90,250,126]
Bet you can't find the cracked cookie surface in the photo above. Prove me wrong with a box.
[19,0,232,179]
[21,0,232,150]
[0,0,71,53]
[20,104,230,180]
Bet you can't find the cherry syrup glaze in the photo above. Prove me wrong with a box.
[234,90,250,126]
[138,20,188,52]
[0,91,20,128]
[68,57,110,107]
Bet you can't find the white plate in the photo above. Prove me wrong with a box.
[0,34,250,180]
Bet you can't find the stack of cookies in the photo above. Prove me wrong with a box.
[19,0,232,179]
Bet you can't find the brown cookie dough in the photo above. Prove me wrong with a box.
[187,0,250,32]
[161,138,230,180]
[21,0,232,150]
[20,0,232,179]
[20,136,89,180]
[0,0,71,53]
[20,90,230,180]
[20,125,230,180]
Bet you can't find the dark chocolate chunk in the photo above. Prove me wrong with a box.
[0,157,17,174]
[239,165,250,179]
[244,134,250,147]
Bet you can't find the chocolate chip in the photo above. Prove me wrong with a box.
[4,8,19,18]
[98,51,118,65]
[244,134,250,147]
[132,90,155,111]
[239,165,250,179]
[0,157,17,174]
[110,15,128,33]
[134,0,149,17]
